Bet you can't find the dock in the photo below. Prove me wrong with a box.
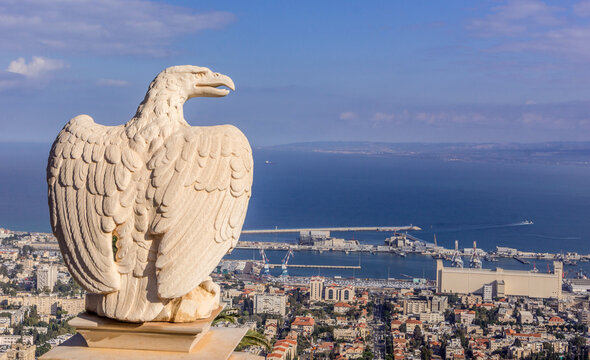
[242,225,421,234]
[267,264,361,269]
[513,256,531,265]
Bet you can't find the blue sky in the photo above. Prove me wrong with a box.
[1,0,590,145]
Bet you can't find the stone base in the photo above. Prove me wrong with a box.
[40,328,250,360]
[68,307,223,353]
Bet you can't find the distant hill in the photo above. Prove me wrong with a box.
[266,141,590,165]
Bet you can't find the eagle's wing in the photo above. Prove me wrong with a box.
[149,125,253,299]
[47,115,141,294]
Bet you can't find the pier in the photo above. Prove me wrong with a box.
[241,225,421,234]
[267,264,361,269]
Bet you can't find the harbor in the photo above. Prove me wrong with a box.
[223,223,590,281]
[235,224,590,265]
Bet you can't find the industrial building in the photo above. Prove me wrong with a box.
[564,278,590,293]
[298,231,359,248]
[436,260,562,299]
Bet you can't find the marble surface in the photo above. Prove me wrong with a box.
[40,328,250,360]
[70,307,223,352]
[47,65,253,322]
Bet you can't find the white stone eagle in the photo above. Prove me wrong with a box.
[47,66,253,322]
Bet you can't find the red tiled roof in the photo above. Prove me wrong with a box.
[334,302,351,307]
[292,316,315,326]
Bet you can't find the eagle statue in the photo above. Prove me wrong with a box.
[47,66,253,322]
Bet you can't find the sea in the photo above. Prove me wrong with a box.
[2,142,590,280]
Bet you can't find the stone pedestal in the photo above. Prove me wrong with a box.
[40,307,252,360]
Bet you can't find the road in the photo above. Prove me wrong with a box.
[371,298,386,360]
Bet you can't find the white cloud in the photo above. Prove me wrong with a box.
[339,112,357,120]
[0,0,234,56]
[574,1,590,17]
[468,1,590,61]
[469,0,564,37]
[6,56,66,78]
[97,79,129,87]
[372,112,395,121]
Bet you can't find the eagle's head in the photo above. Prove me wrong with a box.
[154,65,235,100]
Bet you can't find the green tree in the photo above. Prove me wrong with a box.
[236,330,271,352]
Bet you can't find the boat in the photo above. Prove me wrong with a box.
[523,220,533,225]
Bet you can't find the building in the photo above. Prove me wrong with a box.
[419,312,444,324]
[309,277,354,302]
[547,316,565,326]
[0,335,33,346]
[333,327,356,341]
[578,310,590,325]
[299,230,330,245]
[519,310,534,324]
[0,295,84,316]
[431,295,448,313]
[436,260,562,299]
[291,316,314,336]
[264,319,278,339]
[266,339,297,360]
[310,276,324,302]
[405,319,423,334]
[254,293,287,317]
[334,302,352,314]
[403,299,430,315]
[5,343,36,360]
[482,283,493,302]
[455,310,475,325]
[565,278,590,293]
[36,265,57,291]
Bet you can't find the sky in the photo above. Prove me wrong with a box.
[1,0,590,146]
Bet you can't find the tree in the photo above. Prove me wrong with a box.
[361,350,374,360]
[411,326,424,349]
[36,343,52,357]
[420,345,432,360]
[237,330,271,352]
[212,310,237,325]
[513,338,522,347]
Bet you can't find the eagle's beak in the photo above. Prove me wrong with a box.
[193,72,235,98]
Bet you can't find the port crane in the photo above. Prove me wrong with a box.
[470,241,482,269]
[452,240,463,268]
[259,249,270,276]
[281,248,294,277]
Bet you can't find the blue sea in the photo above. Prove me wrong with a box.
[2,143,590,279]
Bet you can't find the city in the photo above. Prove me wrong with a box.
[0,226,589,359]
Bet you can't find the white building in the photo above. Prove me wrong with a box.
[519,310,534,324]
[431,295,448,312]
[0,335,33,346]
[483,283,493,302]
[254,294,287,316]
[36,265,58,291]
[310,276,324,302]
